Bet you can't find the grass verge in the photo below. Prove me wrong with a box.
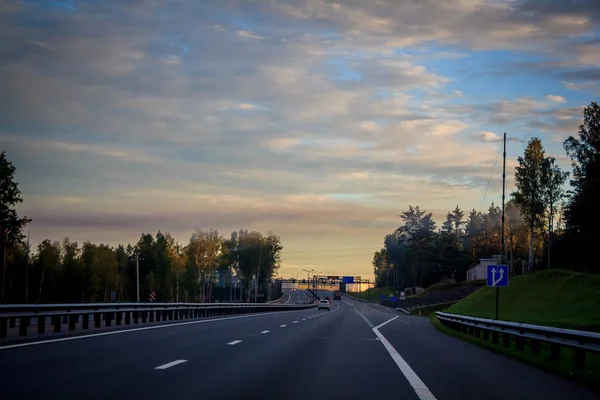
[346,287,391,301]
[431,317,600,390]
[409,302,455,317]
[446,269,600,332]
[409,279,485,298]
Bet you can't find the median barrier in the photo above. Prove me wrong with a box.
[0,302,318,339]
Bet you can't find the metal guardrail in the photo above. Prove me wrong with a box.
[436,311,600,369]
[0,302,317,339]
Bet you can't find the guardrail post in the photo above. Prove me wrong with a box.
[515,336,524,351]
[38,316,45,334]
[502,333,510,348]
[482,329,489,341]
[491,331,498,345]
[125,312,131,325]
[94,313,101,328]
[9,317,16,328]
[105,312,113,327]
[133,311,139,324]
[574,348,586,369]
[68,314,76,331]
[82,314,89,329]
[62,315,68,324]
[115,312,122,326]
[53,315,61,332]
[149,310,154,323]
[0,317,7,338]
[549,343,560,361]
[531,339,540,355]
[141,311,147,323]
[19,317,28,336]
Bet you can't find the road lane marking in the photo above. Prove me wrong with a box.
[353,307,374,328]
[374,316,399,330]
[363,304,410,324]
[155,360,187,370]
[302,318,306,321]
[373,316,437,400]
[228,340,242,345]
[293,321,298,323]
[260,330,270,334]
[280,324,287,328]
[364,303,398,316]
[0,309,313,351]
[284,292,292,304]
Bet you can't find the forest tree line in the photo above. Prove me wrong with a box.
[0,151,282,303]
[373,101,600,291]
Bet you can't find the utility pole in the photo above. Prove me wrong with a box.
[498,132,507,320]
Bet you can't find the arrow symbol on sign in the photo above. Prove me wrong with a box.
[493,267,504,286]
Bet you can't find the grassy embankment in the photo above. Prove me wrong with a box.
[431,269,600,388]
[347,280,485,303]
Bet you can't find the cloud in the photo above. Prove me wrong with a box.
[237,30,266,40]
[2,0,597,275]
[476,131,501,142]
[546,94,566,103]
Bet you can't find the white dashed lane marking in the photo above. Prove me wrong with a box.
[155,360,187,370]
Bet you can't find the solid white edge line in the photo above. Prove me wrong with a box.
[293,321,298,323]
[364,303,402,318]
[374,316,399,330]
[372,328,437,400]
[260,330,269,334]
[227,340,242,345]
[280,324,287,327]
[353,306,374,328]
[155,359,187,370]
[0,309,309,351]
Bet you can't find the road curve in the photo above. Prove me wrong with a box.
[0,291,597,400]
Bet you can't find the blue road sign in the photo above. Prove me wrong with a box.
[486,265,509,287]
[342,276,354,284]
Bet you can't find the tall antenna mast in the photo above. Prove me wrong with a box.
[501,132,507,264]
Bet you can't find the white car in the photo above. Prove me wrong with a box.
[317,299,330,310]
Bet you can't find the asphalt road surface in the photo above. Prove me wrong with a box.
[282,288,312,304]
[0,291,598,400]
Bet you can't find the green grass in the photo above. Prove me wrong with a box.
[446,269,600,332]
[409,279,485,298]
[346,287,392,301]
[431,318,600,389]
[409,302,455,317]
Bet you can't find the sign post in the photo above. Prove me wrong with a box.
[486,264,509,319]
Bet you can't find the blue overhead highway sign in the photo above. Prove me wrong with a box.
[486,265,509,287]
[342,276,354,284]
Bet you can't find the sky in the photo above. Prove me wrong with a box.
[1,0,599,280]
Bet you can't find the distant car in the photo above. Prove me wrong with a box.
[317,299,330,310]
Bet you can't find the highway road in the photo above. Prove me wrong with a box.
[0,290,598,400]
[282,288,312,304]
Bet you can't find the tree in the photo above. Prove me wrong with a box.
[512,137,547,272]
[562,101,600,271]
[465,209,485,262]
[397,206,437,290]
[0,152,31,301]
[540,157,569,269]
